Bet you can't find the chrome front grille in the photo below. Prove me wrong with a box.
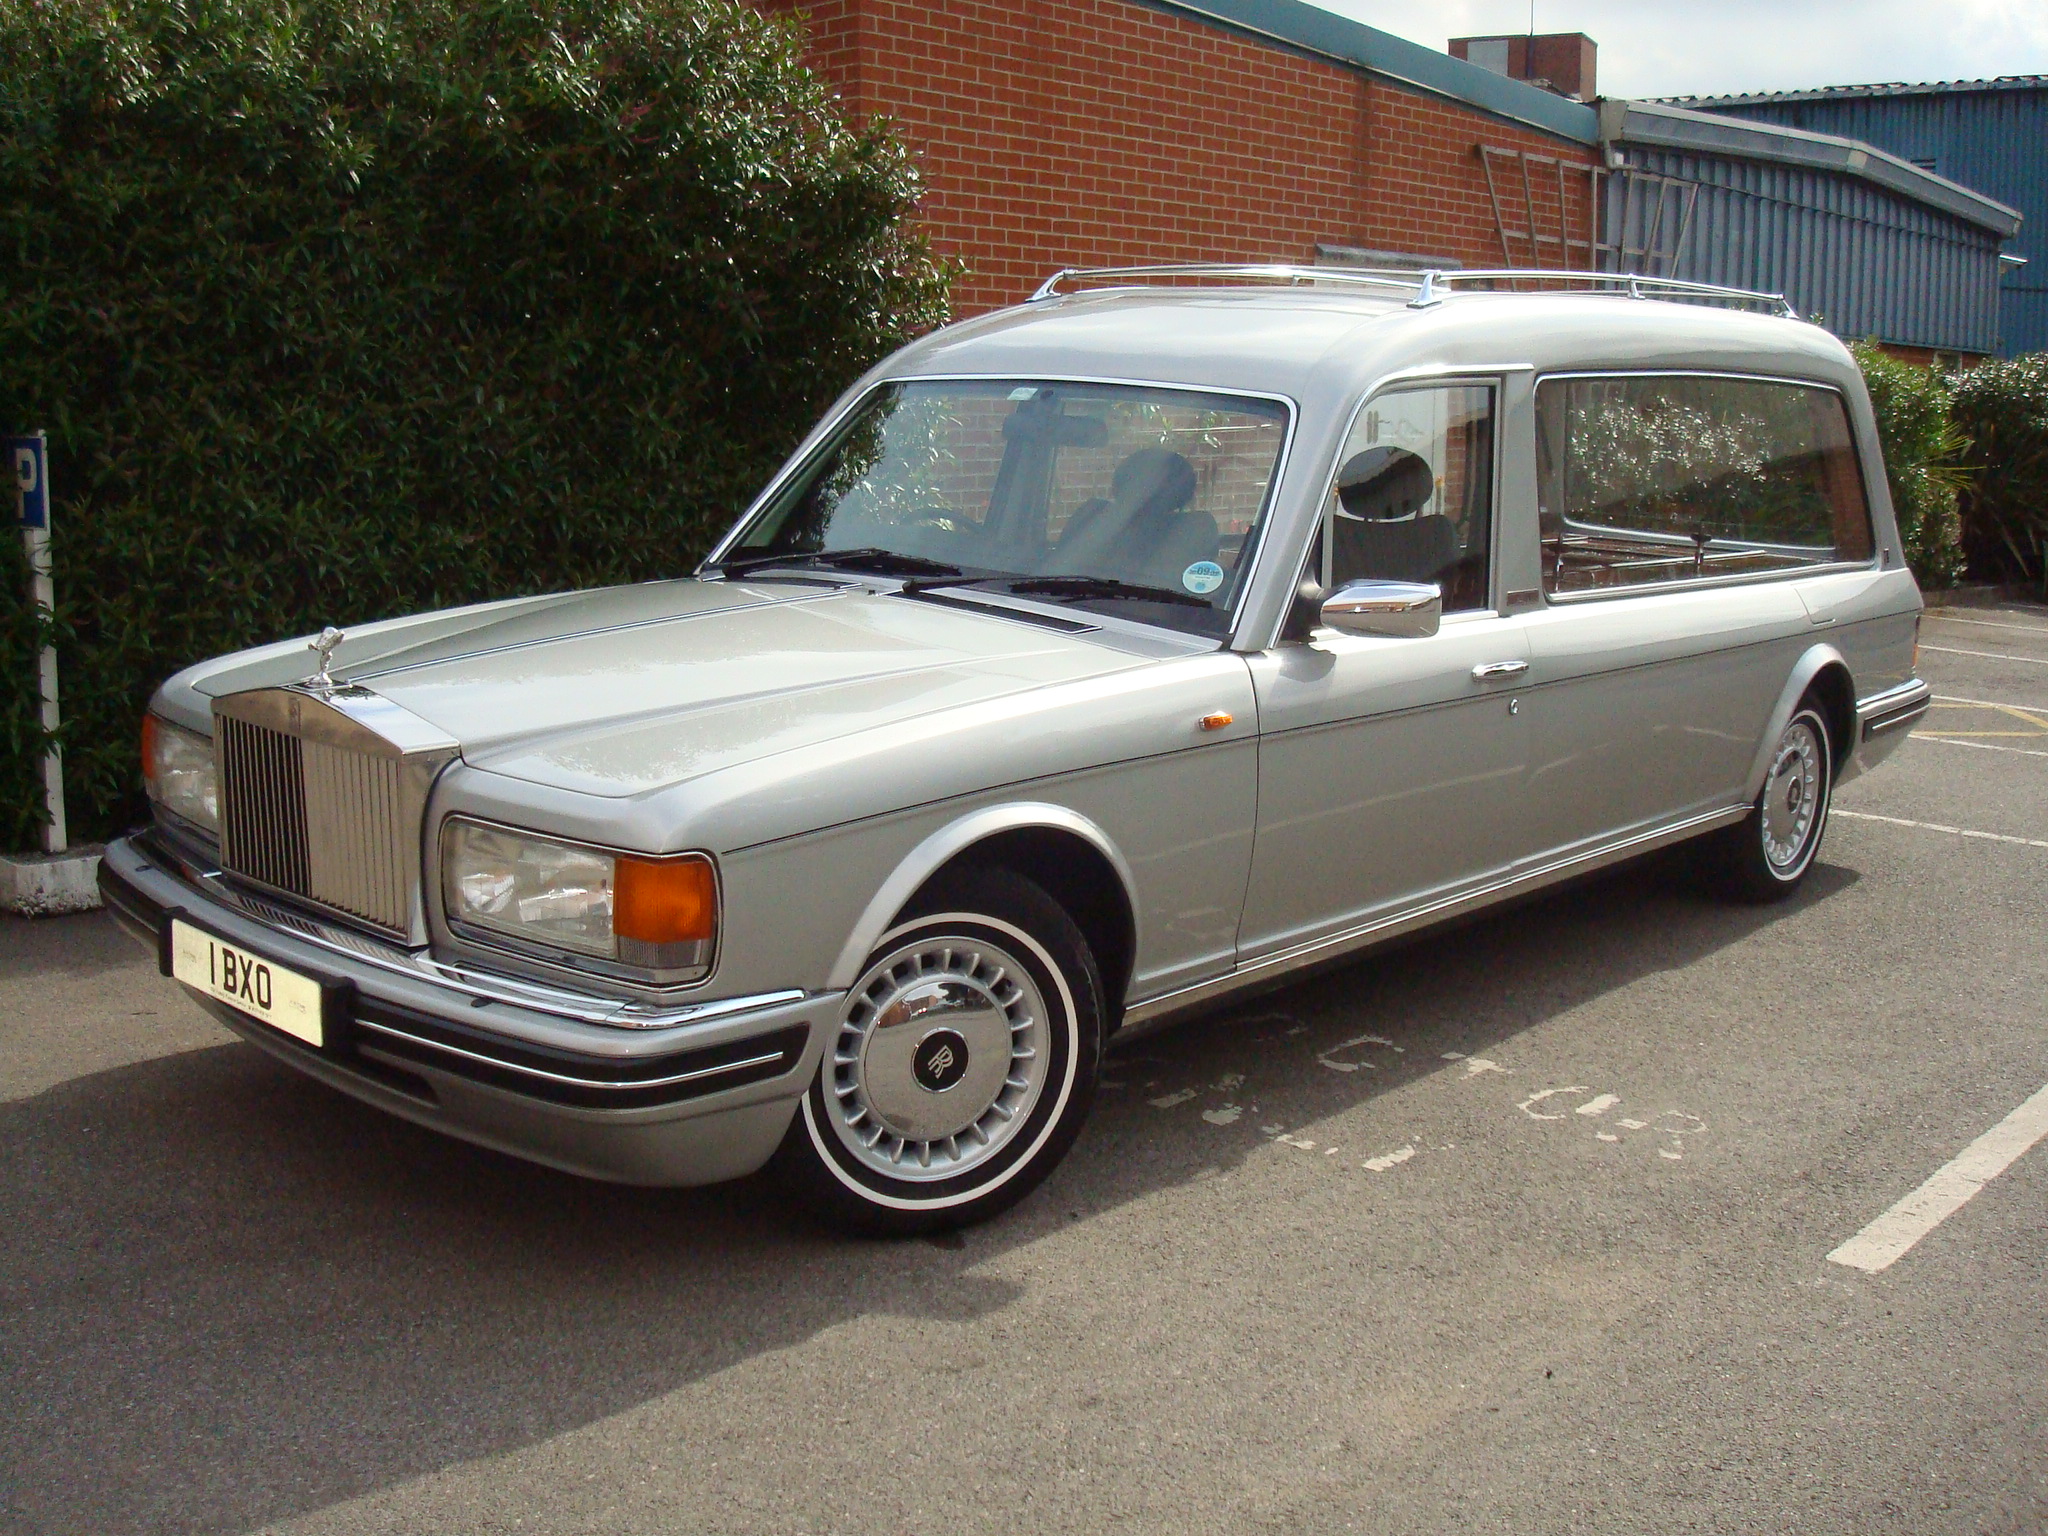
[217,715,312,895]
[303,739,409,931]
[213,686,459,942]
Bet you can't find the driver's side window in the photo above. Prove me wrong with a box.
[1326,384,1495,612]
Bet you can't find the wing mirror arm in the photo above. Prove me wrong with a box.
[1280,577,1326,643]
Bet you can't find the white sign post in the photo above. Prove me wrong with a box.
[11,432,65,853]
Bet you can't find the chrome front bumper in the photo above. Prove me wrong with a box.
[99,833,840,1186]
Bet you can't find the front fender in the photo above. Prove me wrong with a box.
[825,802,1139,991]
[1744,642,1850,800]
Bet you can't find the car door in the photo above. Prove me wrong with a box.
[1239,381,1531,962]
[1516,371,1878,859]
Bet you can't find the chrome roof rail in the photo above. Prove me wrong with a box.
[1028,263,1799,319]
[1425,269,1800,318]
[1027,263,1423,302]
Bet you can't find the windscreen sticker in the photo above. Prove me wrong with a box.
[1181,560,1224,595]
[1007,386,1038,400]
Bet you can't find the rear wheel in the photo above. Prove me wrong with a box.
[774,866,1103,1235]
[1709,700,1833,902]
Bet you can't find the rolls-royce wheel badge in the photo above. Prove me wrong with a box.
[913,1029,971,1092]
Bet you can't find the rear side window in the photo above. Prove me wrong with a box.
[1535,374,1875,597]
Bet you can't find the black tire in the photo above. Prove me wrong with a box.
[1708,699,1834,903]
[772,866,1104,1236]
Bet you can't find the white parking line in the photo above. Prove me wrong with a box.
[1920,644,2048,667]
[1832,810,2048,850]
[1924,614,2048,635]
[1828,1083,2048,1272]
[1935,693,2048,714]
[1911,735,2048,761]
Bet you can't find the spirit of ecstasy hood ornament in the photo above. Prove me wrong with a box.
[306,626,346,693]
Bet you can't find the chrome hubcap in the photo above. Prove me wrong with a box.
[1762,717,1824,871]
[826,934,1050,1180]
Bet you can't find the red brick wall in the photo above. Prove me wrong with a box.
[760,0,1598,314]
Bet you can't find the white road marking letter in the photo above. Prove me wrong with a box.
[1828,1082,2048,1273]
[1201,1104,1242,1126]
[1576,1094,1620,1117]
[1364,1146,1415,1172]
[1319,1033,1401,1073]
[1518,1086,1589,1120]
[1149,1088,1197,1109]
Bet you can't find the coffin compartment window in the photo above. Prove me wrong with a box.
[1535,373,1876,597]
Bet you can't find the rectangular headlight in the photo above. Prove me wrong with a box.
[142,714,219,835]
[441,818,717,981]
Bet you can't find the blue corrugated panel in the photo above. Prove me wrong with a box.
[1611,145,2005,354]
[1685,81,2047,355]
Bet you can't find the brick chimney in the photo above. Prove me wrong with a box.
[1449,32,1597,102]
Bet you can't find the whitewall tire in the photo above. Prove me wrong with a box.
[774,866,1103,1235]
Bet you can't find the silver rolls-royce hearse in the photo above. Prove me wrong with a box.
[103,266,1930,1232]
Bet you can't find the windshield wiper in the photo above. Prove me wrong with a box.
[999,575,1214,609]
[711,547,964,579]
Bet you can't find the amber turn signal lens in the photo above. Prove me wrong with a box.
[614,856,717,945]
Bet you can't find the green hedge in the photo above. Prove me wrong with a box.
[1951,352,2048,589]
[0,0,949,851]
[1849,342,1967,588]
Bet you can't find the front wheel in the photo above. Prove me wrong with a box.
[773,867,1103,1235]
[1708,700,1833,902]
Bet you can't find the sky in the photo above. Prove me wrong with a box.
[1306,0,2048,99]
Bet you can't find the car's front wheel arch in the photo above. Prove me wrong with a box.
[916,826,1134,1025]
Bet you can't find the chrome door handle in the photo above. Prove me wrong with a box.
[1471,660,1529,681]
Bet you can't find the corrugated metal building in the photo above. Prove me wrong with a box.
[1592,100,2023,358]
[1673,78,2048,357]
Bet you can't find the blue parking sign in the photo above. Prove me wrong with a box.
[10,434,46,530]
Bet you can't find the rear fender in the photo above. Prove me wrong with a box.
[1744,643,1851,800]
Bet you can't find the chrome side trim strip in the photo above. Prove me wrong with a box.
[1862,702,1929,738]
[1121,803,1750,1031]
[353,1021,790,1092]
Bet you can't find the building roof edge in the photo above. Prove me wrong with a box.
[1665,75,2048,107]
[1146,0,1601,144]
[1613,99,2024,237]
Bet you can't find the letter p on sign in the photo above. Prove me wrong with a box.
[9,435,47,530]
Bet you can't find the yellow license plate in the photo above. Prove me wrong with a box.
[169,919,327,1047]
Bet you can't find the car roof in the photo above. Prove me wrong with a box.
[880,284,1865,404]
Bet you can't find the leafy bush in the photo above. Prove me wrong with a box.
[0,0,949,850]
[1849,343,1967,588]
[1951,352,2048,589]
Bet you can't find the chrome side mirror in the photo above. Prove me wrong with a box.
[1320,579,1442,639]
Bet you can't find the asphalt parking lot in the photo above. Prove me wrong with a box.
[4,595,2046,1536]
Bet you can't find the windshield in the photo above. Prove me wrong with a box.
[719,380,1292,637]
